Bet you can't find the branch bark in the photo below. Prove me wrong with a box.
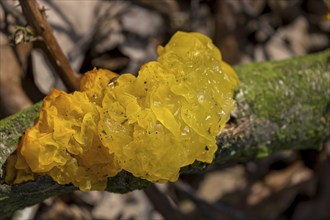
[18,0,80,91]
[0,50,329,217]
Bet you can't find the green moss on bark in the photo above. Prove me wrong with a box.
[0,102,42,175]
[217,50,330,163]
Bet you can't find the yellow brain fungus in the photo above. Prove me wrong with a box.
[5,70,121,191]
[5,32,238,191]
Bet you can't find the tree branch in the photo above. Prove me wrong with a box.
[0,50,329,218]
[18,0,80,91]
[216,49,329,164]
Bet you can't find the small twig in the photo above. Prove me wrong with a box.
[173,180,246,220]
[18,0,80,92]
[143,184,185,220]
[0,0,26,26]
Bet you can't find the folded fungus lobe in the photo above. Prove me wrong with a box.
[5,32,239,191]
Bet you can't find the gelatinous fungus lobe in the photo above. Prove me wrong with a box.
[99,31,239,183]
[6,69,121,191]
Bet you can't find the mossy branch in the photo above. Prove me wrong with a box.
[217,49,329,164]
[0,50,329,217]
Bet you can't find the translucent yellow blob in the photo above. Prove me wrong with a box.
[5,32,238,190]
[99,32,238,182]
[6,69,121,191]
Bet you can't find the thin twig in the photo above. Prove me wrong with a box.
[0,0,26,26]
[173,180,246,220]
[144,184,185,220]
[18,0,80,92]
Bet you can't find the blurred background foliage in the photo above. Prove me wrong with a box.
[0,0,329,219]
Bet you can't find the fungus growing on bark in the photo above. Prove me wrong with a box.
[5,32,238,191]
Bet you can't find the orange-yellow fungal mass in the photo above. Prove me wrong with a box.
[5,32,239,191]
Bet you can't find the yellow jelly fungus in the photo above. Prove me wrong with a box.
[5,31,239,191]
